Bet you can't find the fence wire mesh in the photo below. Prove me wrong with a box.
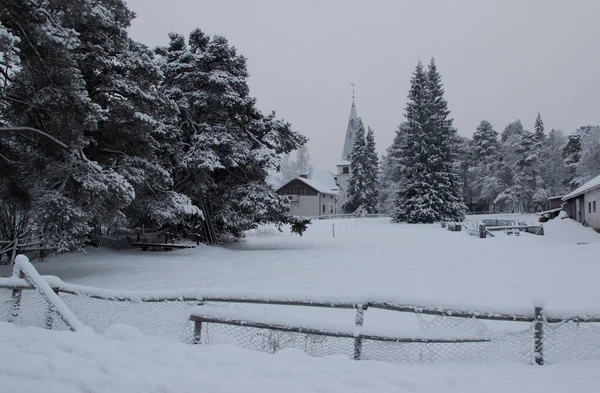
[2,287,600,365]
[544,320,600,363]
[194,317,534,364]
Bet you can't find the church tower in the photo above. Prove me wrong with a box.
[335,94,359,192]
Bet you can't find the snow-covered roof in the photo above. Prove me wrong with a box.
[277,175,340,196]
[562,174,600,201]
[311,169,341,191]
[296,177,340,195]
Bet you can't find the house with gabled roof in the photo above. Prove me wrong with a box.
[276,95,360,217]
[562,174,600,230]
[276,174,341,217]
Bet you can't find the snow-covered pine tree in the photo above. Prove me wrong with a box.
[0,21,20,104]
[575,126,600,185]
[501,120,524,143]
[493,120,525,211]
[393,61,436,223]
[426,58,466,221]
[0,0,134,251]
[377,123,408,214]
[343,118,368,213]
[534,112,546,143]
[470,120,502,211]
[541,128,569,196]
[59,0,197,232]
[157,29,307,239]
[455,135,474,210]
[377,155,392,214]
[472,121,500,164]
[562,133,582,190]
[364,127,379,213]
[394,59,465,223]
[496,130,545,212]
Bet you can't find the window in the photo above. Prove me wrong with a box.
[589,202,592,213]
[322,204,326,213]
[594,201,597,213]
[342,166,349,174]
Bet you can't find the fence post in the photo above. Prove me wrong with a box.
[332,222,335,238]
[479,224,486,238]
[45,288,59,330]
[193,320,203,344]
[353,304,367,360]
[8,263,23,323]
[534,304,545,365]
[9,237,19,265]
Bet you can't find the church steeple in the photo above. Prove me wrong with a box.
[340,88,359,162]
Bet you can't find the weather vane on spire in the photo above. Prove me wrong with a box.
[350,83,355,100]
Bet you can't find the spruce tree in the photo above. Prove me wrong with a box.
[393,59,465,223]
[542,129,568,196]
[575,126,600,185]
[514,130,545,211]
[562,133,581,189]
[472,120,500,164]
[364,127,379,213]
[377,123,408,214]
[393,61,436,222]
[426,58,466,221]
[501,120,524,143]
[534,112,546,142]
[470,120,502,211]
[343,118,368,213]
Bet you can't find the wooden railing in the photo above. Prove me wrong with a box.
[3,263,600,365]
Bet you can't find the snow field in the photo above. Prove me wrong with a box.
[6,216,598,336]
[3,216,600,390]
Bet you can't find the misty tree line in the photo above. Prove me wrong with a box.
[0,0,310,252]
[273,146,314,186]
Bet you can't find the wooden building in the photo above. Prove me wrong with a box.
[562,174,600,230]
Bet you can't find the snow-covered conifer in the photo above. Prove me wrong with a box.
[343,118,368,213]
[393,59,465,223]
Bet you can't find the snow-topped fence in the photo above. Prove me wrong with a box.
[2,256,600,365]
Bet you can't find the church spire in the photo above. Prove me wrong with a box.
[340,85,359,162]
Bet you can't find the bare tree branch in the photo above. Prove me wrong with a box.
[0,127,69,151]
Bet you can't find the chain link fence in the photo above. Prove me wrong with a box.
[2,282,600,365]
[192,310,535,364]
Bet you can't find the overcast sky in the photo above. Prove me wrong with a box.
[125,0,600,172]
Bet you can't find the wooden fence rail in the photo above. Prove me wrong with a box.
[3,265,600,365]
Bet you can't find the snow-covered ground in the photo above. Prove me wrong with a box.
[3,215,600,391]
[3,322,600,393]
[11,215,600,313]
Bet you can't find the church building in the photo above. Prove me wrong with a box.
[276,97,359,217]
[334,97,359,194]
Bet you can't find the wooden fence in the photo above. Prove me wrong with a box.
[3,264,600,365]
[0,236,52,264]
